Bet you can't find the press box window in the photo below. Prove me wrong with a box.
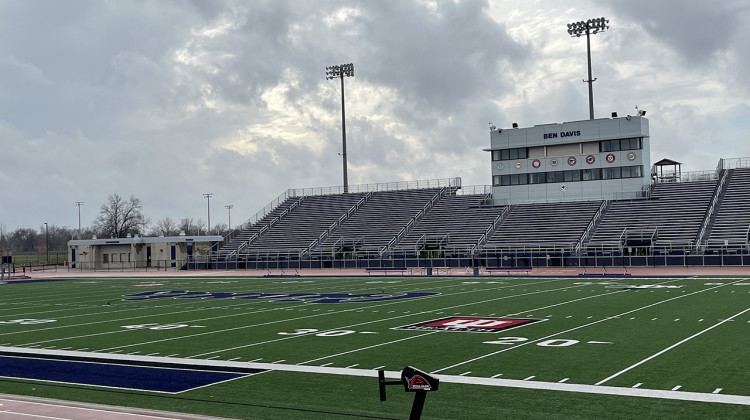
[492,147,528,161]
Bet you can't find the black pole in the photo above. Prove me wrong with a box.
[44,222,49,264]
[340,74,348,194]
[409,391,427,420]
[585,27,595,120]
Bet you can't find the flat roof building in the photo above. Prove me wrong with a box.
[68,235,223,270]
[486,115,651,205]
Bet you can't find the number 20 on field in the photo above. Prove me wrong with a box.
[484,337,581,347]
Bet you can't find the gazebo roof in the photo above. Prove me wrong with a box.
[653,158,682,167]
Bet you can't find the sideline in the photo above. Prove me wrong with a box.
[2,347,749,407]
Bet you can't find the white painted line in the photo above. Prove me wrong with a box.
[596,306,750,386]
[713,388,723,394]
[559,378,569,383]
[459,372,472,376]
[672,385,682,391]
[632,383,642,388]
[523,376,535,381]
[491,373,503,379]
[346,364,359,368]
[320,362,333,367]
[373,366,386,370]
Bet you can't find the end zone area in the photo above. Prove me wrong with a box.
[0,273,748,419]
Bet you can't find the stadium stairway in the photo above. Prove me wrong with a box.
[703,168,750,250]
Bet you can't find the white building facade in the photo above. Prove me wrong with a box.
[487,116,651,205]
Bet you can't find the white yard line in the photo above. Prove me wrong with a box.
[594,306,750,386]
[431,279,745,374]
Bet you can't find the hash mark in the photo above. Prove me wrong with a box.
[459,372,471,376]
[271,359,286,364]
[713,388,723,394]
[491,373,503,379]
[559,378,569,383]
[346,364,359,368]
[373,366,386,370]
[320,362,333,367]
[671,385,682,391]
[632,383,642,388]
[523,376,535,381]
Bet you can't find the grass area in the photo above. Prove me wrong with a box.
[0,274,748,419]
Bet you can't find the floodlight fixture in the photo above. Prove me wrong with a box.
[325,62,355,193]
[567,17,609,120]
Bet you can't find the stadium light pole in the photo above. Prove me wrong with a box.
[203,193,214,235]
[567,17,609,120]
[44,222,49,264]
[225,204,233,230]
[75,201,83,237]
[325,63,354,193]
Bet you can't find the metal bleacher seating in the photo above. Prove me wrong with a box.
[705,168,750,249]
[317,188,443,255]
[484,200,603,252]
[394,194,506,256]
[234,192,369,256]
[586,180,717,251]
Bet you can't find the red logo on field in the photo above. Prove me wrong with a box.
[394,317,542,333]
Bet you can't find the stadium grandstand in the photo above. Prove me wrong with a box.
[187,114,750,271]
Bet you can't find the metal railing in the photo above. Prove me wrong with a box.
[576,200,608,254]
[696,168,730,249]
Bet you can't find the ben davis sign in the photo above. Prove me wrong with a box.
[394,316,542,333]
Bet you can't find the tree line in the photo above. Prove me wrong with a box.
[0,194,237,254]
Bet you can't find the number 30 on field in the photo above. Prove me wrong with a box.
[484,337,579,347]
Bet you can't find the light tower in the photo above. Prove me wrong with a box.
[203,193,214,234]
[325,63,354,193]
[567,17,609,120]
[225,204,233,230]
[75,201,84,237]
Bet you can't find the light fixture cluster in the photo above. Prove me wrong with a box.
[567,17,609,37]
[325,63,355,79]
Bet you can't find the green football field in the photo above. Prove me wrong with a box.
[0,274,748,419]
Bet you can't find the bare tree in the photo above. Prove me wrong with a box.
[151,217,178,237]
[213,222,229,237]
[93,194,147,238]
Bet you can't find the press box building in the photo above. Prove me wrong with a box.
[486,115,650,205]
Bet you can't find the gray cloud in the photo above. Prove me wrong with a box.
[0,0,748,231]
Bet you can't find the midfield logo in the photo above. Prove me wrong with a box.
[122,290,439,304]
[394,317,541,333]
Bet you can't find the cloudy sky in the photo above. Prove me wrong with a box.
[1,0,748,232]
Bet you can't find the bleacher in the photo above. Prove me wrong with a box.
[218,196,304,255]
[235,192,369,255]
[586,180,717,251]
[484,201,603,251]
[705,168,750,249]
[317,188,444,255]
[208,164,750,269]
[394,194,506,256]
